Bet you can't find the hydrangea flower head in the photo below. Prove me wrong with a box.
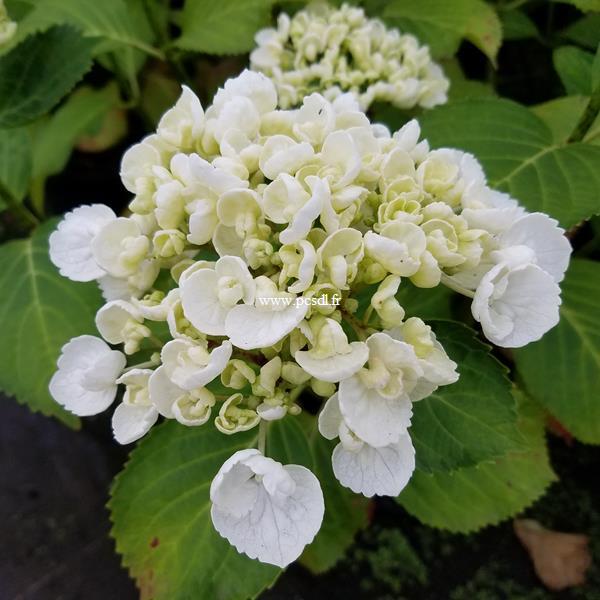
[250,2,449,111]
[48,68,570,567]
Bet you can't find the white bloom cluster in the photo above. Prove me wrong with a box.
[48,69,570,567]
[250,2,449,111]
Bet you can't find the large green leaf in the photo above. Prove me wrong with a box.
[298,414,370,574]
[175,0,273,55]
[3,0,160,57]
[563,14,600,51]
[0,126,31,205]
[499,9,539,41]
[418,98,600,227]
[553,45,595,95]
[0,26,94,127]
[397,281,456,321]
[0,220,103,427]
[382,0,502,62]
[110,423,281,600]
[399,392,556,533]
[531,95,590,144]
[410,321,523,473]
[514,259,600,444]
[32,84,121,181]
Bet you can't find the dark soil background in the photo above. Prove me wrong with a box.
[2,3,599,598]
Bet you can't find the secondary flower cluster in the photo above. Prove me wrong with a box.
[250,2,449,111]
[48,70,570,567]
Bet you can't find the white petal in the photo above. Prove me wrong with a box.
[91,217,145,278]
[500,212,571,283]
[211,459,324,567]
[95,300,142,344]
[317,393,343,440]
[332,433,415,497]
[180,269,229,335]
[49,205,115,281]
[295,342,368,383]
[279,186,324,245]
[148,365,179,418]
[49,335,125,416]
[112,402,158,444]
[473,262,561,348]
[338,375,413,447]
[225,302,308,350]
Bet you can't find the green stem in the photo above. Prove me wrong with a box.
[0,179,40,233]
[258,420,268,455]
[440,273,476,299]
[342,309,368,341]
[568,89,600,143]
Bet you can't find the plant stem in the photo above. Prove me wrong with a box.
[568,89,600,143]
[440,273,476,298]
[258,420,268,455]
[124,360,157,372]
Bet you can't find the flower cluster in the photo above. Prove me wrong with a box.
[49,69,570,567]
[250,2,449,111]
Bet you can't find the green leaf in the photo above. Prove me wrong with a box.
[0,26,94,127]
[382,0,502,63]
[418,98,600,227]
[396,281,456,321]
[297,414,370,574]
[4,0,160,57]
[500,9,539,40]
[553,45,595,95]
[514,259,600,444]
[266,415,314,468]
[110,422,281,600]
[399,391,556,533]
[563,14,600,51]
[531,95,590,144]
[0,126,31,205]
[445,60,497,101]
[32,83,121,181]
[175,0,273,55]
[410,321,524,473]
[554,0,600,12]
[0,220,103,427]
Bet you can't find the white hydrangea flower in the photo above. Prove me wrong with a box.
[49,204,116,281]
[95,299,150,355]
[210,449,324,567]
[319,393,415,497]
[225,276,309,350]
[160,338,232,390]
[49,335,126,416]
[364,222,426,277]
[157,85,204,150]
[91,217,150,279]
[496,212,571,283]
[472,258,561,348]
[48,65,574,569]
[250,3,448,111]
[338,332,421,447]
[112,368,158,444]
[295,317,369,382]
[389,318,459,400]
[180,256,255,336]
[148,366,216,426]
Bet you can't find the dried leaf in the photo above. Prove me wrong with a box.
[514,519,592,591]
